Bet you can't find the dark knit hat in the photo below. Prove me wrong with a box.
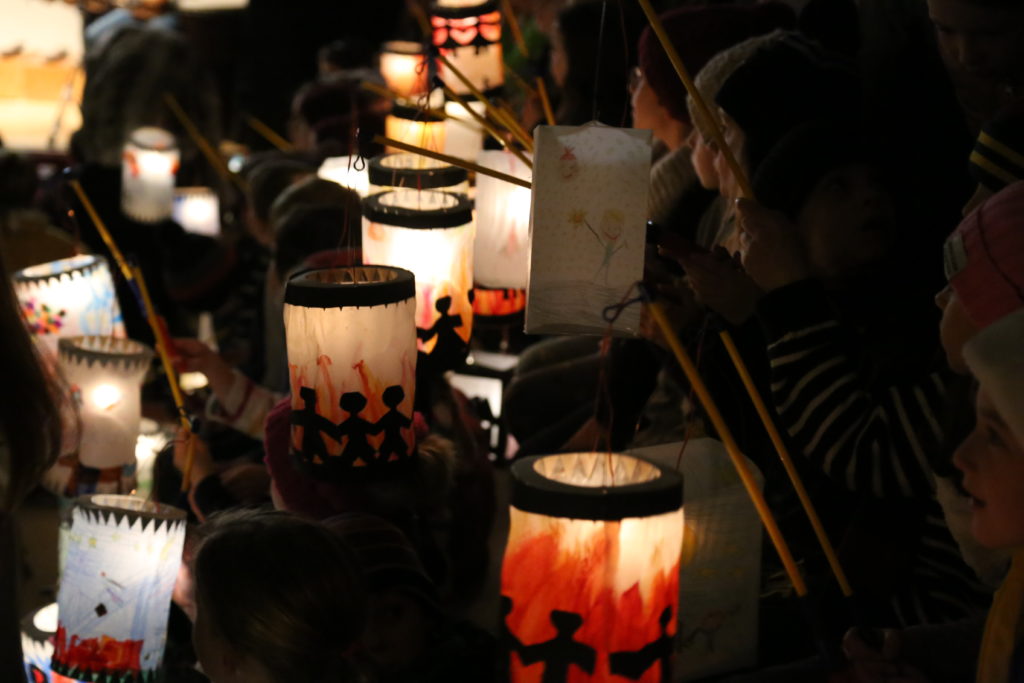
[715,32,860,175]
[969,101,1024,193]
[637,3,795,125]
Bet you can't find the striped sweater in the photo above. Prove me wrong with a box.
[756,280,991,625]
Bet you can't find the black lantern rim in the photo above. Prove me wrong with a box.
[128,126,177,151]
[369,153,468,190]
[58,336,154,371]
[74,494,187,530]
[390,103,446,123]
[13,254,107,287]
[382,39,427,56]
[20,602,57,645]
[363,190,473,228]
[511,453,683,521]
[285,265,416,308]
[430,0,499,19]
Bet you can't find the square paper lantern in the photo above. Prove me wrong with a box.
[431,0,504,94]
[53,495,186,682]
[501,453,684,682]
[22,603,79,683]
[319,155,371,198]
[58,337,153,475]
[121,127,179,223]
[385,105,447,154]
[362,190,474,369]
[526,123,651,336]
[475,150,532,289]
[171,187,220,237]
[368,153,469,195]
[284,266,418,478]
[14,255,126,357]
[444,100,486,162]
[380,40,430,98]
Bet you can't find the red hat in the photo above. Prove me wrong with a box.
[636,3,795,125]
[945,180,1024,329]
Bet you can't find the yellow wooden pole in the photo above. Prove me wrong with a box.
[373,135,532,189]
[245,114,294,152]
[536,76,556,126]
[442,84,533,168]
[164,93,247,193]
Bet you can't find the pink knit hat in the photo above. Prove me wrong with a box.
[964,308,1024,445]
[945,180,1024,329]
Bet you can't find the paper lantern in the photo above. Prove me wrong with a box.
[284,266,418,478]
[53,495,186,682]
[14,255,126,357]
[385,105,447,154]
[58,336,153,474]
[133,419,169,501]
[22,603,78,683]
[380,40,430,98]
[171,187,220,237]
[368,153,469,195]
[475,150,532,289]
[526,123,651,336]
[431,0,504,95]
[121,127,179,223]
[362,190,474,368]
[443,100,486,161]
[473,286,526,319]
[501,452,684,682]
[319,155,371,198]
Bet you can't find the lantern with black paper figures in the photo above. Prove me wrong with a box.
[431,0,504,94]
[501,452,684,682]
[284,266,418,479]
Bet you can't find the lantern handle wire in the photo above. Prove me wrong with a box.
[638,283,808,598]
[163,92,247,193]
[244,114,294,152]
[372,135,532,189]
[501,0,530,58]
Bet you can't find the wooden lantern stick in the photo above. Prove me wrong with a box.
[536,76,556,126]
[719,330,854,597]
[69,180,133,283]
[442,84,533,168]
[408,0,432,37]
[163,93,247,193]
[436,53,534,151]
[645,299,808,598]
[496,99,534,152]
[501,0,530,57]
[245,114,294,152]
[373,135,532,189]
[633,0,753,199]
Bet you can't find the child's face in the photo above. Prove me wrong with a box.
[954,388,1024,549]
[927,0,1024,83]
[687,129,719,190]
[936,285,979,374]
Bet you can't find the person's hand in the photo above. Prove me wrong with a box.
[173,427,215,485]
[737,198,812,292]
[173,338,236,400]
[842,628,930,683]
[681,246,763,326]
[638,280,702,349]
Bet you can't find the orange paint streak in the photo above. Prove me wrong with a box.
[474,288,527,316]
[53,624,143,675]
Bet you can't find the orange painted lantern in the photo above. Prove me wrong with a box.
[284,266,418,478]
[431,0,504,94]
[501,452,684,682]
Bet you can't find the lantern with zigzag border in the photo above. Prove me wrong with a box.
[121,127,179,223]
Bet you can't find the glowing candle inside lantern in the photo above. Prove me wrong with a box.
[172,187,220,237]
[385,105,447,154]
[319,155,371,198]
[121,126,179,223]
[431,0,504,94]
[380,40,430,98]
[368,153,469,195]
[475,150,532,289]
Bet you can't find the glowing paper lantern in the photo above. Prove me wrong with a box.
[171,187,220,237]
[121,127,179,223]
[475,150,532,289]
[473,286,526,319]
[13,255,126,357]
[526,123,651,335]
[284,266,418,478]
[380,40,430,98]
[431,0,504,94]
[385,105,447,154]
[501,452,684,682]
[362,190,474,368]
[21,603,78,683]
[58,337,153,475]
[444,100,486,161]
[318,155,371,198]
[53,495,187,682]
[368,153,469,195]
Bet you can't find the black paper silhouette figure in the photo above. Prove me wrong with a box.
[609,606,674,682]
[499,595,524,660]
[335,392,378,467]
[417,296,466,367]
[374,385,412,464]
[519,610,596,683]
[291,387,337,464]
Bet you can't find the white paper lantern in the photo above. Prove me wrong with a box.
[431,0,504,94]
[284,266,418,478]
[380,40,430,98]
[318,155,371,198]
[121,127,179,223]
[362,190,474,368]
[368,153,469,196]
[443,100,486,162]
[14,255,126,357]
[385,105,447,154]
[21,602,80,683]
[171,187,220,237]
[53,495,186,682]
[58,337,153,474]
[475,150,532,289]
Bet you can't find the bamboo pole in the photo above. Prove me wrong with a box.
[536,76,556,126]
[496,99,534,152]
[245,114,294,152]
[373,135,532,189]
[163,93,246,193]
[501,0,529,57]
[441,84,533,169]
[437,52,533,151]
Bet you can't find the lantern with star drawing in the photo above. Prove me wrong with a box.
[284,266,418,479]
[13,255,126,357]
[121,127,179,223]
[368,153,469,195]
[362,190,474,370]
[52,495,186,683]
[501,452,684,682]
[380,40,430,98]
[431,0,504,95]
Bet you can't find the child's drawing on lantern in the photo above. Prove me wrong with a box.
[559,146,579,180]
[584,209,627,284]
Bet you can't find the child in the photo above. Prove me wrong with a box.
[190,509,366,683]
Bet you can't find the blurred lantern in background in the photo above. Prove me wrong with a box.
[121,126,178,223]
[431,0,504,94]
[21,602,78,683]
[319,155,371,198]
[284,266,418,479]
[385,105,447,155]
[379,40,430,98]
[368,153,468,195]
[443,100,486,162]
[362,190,474,370]
[501,452,684,682]
[171,187,220,237]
